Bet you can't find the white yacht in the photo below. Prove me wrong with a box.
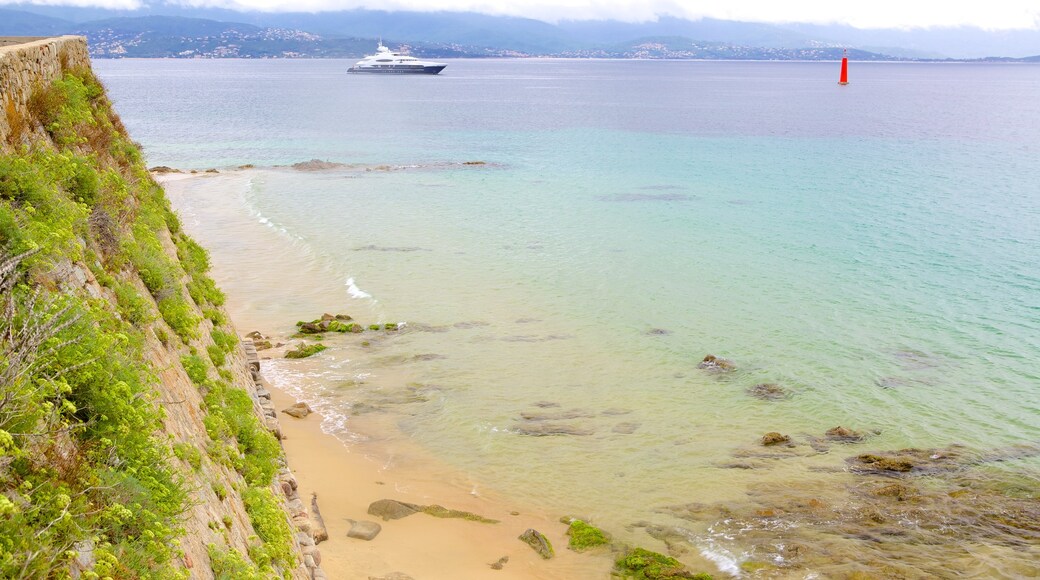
[347,43,446,75]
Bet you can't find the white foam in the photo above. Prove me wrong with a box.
[346,277,373,299]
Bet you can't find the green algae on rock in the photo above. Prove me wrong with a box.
[613,548,712,579]
[421,504,499,523]
[566,519,610,551]
[285,343,327,359]
[519,528,554,559]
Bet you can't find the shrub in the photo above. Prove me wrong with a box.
[211,328,238,354]
[112,279,152,324]
[242,488,295,571]
[158,295,199,342]
[181,354,208,385]
[207,544,264,580]
[207,344,226,368]
[173,442,203,470]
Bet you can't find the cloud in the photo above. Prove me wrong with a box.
[4,0,143,8]
[4,0,1040,30]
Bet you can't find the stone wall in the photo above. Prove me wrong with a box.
[0,36,90,145]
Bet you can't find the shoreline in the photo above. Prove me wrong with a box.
[261,362,614,579]
[158,167,1040,579]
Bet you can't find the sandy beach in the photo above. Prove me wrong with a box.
[264,376,614,579]
[154,171,615,578]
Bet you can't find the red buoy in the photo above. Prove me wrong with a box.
[839,48,849,85]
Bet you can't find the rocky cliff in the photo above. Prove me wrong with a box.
[0,36,323,579]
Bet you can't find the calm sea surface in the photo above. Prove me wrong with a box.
[95,59,1040,577]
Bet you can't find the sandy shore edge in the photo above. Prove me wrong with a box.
[260,364,614,579]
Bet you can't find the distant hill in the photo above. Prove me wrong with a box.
[1,5,1038,60]
[0,9,72,36]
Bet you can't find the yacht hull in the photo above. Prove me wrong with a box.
[347,65,446,75]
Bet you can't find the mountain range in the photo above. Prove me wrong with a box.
[1,3,1039,60]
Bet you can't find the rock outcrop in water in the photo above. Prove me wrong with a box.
[649,441,1040,578]
[518,529,554,559]
[747,382,789,400]
[697,354,736,372]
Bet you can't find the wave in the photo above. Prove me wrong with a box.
[345,277,373,300]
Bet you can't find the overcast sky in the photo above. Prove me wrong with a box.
[8,0,1040,30]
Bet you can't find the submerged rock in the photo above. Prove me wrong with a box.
[825,426,865,442]
[761,432,792,446]
[646,328,672,336]
[697,354,736,372]
[871,483,917,501]
[520,409,595,421]
[367,499,421,521]
[421,504,499,524]
[748,383,789,400]
[489,556,509,570]
[514,423,595,437]
[848,447,965,475]
[292,159,344,171]
[346,519,381,541]
[518,529,554,559]
[612,422,641,434]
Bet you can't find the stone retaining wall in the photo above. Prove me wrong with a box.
[0,35,90,145]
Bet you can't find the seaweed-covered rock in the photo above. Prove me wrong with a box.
[825,426,864,442]
[367,499,421,521]
[614,547,711,579]
[748,383,789,400]
[421,504,499,524]
[285,343,327,359]
[853,454,915,473]
[518,529,554,559]
[871,483,916,501]
[515,423,594,436]
[697,354,735,372]
[761,432,791,446]
[297,322,324,334]
[566,520,609,552]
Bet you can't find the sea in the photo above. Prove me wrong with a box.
[94,58,1040,578]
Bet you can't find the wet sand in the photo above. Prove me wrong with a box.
[266,381,614,579]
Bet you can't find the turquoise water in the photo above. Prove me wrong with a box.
[97,59,1040,576]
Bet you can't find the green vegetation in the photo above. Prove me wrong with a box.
[242,487,296,571]
[173,442,203,470]
[201,379,281,487]
[1,65,295,577]
[285,343,327,359]
[212,328,238,354]
[566,519,609,551]
[182,353,209,385]
[614,548,712,580]
[0,253,189,578]
[208,544,265,580]
[207,343,227,368]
